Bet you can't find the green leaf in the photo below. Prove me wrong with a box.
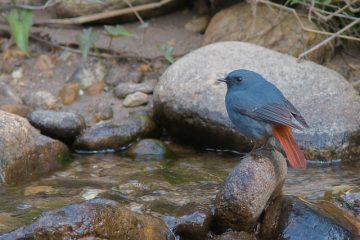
[319,0,332,4]
[104,25,132,38]
[5,9,33,55]
[285,0,301,5]
[159,44,174,64]
[77,28,99,62]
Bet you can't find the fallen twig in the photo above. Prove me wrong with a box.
[124,0,146,25]
[33,0,174,25]
[11,0,59,10]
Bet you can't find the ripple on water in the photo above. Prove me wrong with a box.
[0,152,359,234]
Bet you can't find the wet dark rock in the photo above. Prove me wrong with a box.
[340,192,360,217]
[0,104,32,118]
[127,139,172,158]
[213,230,256,240]
[0,110,70,184]
[164,204,213,240]
[123,92,150,107]
[260,195,358,239]
[72,121,140,152]
[114,81,156,98]
[0,81,22,105]
[154,41,360,161]
[0,198,173,240]
[70,61,107,90]
[27,110,86,144]
[204,2,332,62]
[214,150,287,233]
[24,90,57,109]
[73,113,158,152]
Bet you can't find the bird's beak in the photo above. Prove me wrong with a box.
[217,78,227,83]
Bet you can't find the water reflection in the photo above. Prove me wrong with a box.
[0,152,359,233]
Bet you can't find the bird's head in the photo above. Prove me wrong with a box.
[218,69,262,90]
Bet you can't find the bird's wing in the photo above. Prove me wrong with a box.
[234,102,304,130]
[283,99,309,128]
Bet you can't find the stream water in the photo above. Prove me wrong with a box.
[0,151,359,234]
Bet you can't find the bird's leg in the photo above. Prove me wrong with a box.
[250,137,273,157]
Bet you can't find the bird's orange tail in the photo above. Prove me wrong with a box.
[272,125,307,169]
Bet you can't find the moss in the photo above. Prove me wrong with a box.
[57,153,72,167]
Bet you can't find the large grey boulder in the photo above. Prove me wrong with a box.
[153,41,360,161]
[0,111,70,184]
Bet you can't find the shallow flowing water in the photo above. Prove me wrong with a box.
[0,151,359,234]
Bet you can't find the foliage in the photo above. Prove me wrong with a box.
[104,25,132,50]
[159,44,174,64]
[5,9,33,56]
[104,25,132,38]
[77,28,100,62]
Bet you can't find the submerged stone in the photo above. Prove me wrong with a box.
[164,203,213,240]
[213,230,256,240]
[127,139,172,158]
[0,198,173,240]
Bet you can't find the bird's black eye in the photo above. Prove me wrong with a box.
[236,76,243,82]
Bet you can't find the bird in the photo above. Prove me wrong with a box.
[218,69,309,169]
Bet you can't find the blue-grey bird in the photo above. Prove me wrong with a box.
[219,69,309,169]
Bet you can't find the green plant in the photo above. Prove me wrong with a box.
[5,9,33,56]
[77,28,100,62]
[104,25,132,50]
[159,44,174,64]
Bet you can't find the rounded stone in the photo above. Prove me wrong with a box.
[163,204,213,240]
[214,150,287,232]
[204,2,332,62]
[123,92,149,107]
[114,81,156,99]
[154,41,360,161]
[0,110,70,184]
[127,139,171,158]
[59,83,80,105]
[27,110,86,144]
[24,90,57,109]
[1,198,173,240]
[260,195,358,239]
[0,104,32,118]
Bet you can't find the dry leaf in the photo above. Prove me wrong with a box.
[138,63,151,73]
[34,54,55,76]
